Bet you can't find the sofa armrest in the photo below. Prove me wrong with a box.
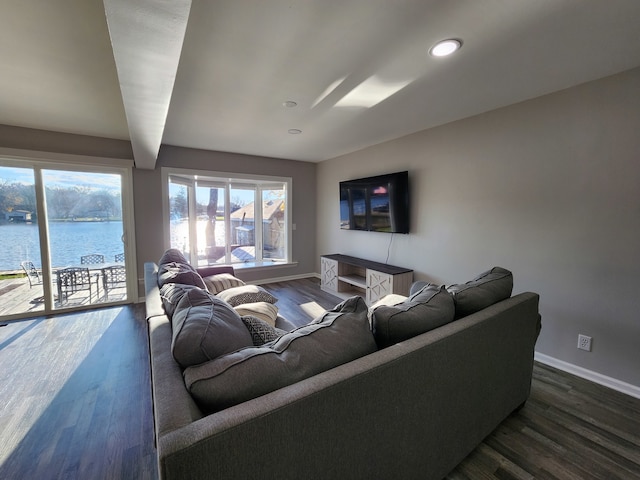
[145,262,165,319]
[196,265,235,278]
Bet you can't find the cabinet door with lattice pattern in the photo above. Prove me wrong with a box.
[321,257,338,292]
[366,269,392,304]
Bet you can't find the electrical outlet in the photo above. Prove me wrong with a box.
[578,334,592,352]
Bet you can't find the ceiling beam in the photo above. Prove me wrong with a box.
[103,0,191,170]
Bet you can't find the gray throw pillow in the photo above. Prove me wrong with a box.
[447,267,513,319]
[241,315,287,346]
[171,288,253,368]
[216,284,278,306]
[371,284,455,348]
[157,261,206,289]
[158,248,189,265]
[183,296,377,413]
[159,282,199,318]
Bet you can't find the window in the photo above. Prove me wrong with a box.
[164,169,291,268]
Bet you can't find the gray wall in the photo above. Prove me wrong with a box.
[317,67,640,388]
[133,144,318,287]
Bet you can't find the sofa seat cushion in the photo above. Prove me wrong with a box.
[216,284,278,307]
[203,273,246,295]
[171,288,253,368]
[447,267,513,319]
[370,284,455,348]
[184,296,377,413]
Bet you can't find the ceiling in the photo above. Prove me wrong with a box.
[2,0,640,170]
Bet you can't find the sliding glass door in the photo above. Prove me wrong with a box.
[0,166,46,316]
[0,160,135,319]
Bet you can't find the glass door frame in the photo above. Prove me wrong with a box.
[0,149,137,320]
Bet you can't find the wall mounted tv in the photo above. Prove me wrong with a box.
[340,171,409,233]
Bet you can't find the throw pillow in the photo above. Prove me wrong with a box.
[371,284,455,348]
[158,248,189,265]
[157,261,206,289]
[447,267,513,319]
[159,282,199,318]
[203,273,246,295]
[233,302,279,326]
[215,284,277,306]
[241,315,287,346]
[171,288,253,368]
[184,296,377,413]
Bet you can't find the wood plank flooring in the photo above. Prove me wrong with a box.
[0,276,638,479]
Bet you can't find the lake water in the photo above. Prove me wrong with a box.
[1,222,125,271]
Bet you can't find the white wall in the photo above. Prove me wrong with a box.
[317,67,640,388]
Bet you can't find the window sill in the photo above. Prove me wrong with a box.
[231,261,298,272]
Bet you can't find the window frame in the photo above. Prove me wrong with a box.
[162,167,293,269]
[0,148,137,319]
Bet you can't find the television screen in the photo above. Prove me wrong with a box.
[340,171,409,233]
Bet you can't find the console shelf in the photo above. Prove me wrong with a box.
[321,254,413,304]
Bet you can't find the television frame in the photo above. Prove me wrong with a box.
[339,171,409,234]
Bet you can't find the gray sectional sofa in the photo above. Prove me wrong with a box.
[144,252,541,480]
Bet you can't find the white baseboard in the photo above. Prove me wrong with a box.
[534,352,640,399]
[249,272,318,285]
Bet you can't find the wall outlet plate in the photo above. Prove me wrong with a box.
[578,334,592,352]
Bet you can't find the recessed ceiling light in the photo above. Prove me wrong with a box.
[288,129,302,134]
[429,39,462,57]
[283,100,298,108]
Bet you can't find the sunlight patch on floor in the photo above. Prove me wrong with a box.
[300,301,326,319]
[0,309,122,464]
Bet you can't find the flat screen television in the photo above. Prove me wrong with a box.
[340,171,409,233]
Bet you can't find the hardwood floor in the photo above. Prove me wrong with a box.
[1,277,638,479]
[0,304,157,480]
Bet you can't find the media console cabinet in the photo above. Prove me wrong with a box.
[320,254,413,305]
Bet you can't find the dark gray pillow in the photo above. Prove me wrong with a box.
[183,296,377,413]
[371,284,455,348]
[159,282,199,318]
[241,315,287,346]
[158,248,189,265]
[447,266,513,319]
[171,288,253,368]
[157,261,206,289]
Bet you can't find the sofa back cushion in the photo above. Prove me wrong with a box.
[183,296,377,413]
[370,284,455,348]
[447,267,513,319]
[171,288,253,368]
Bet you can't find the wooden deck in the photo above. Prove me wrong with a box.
[0,276,127,318]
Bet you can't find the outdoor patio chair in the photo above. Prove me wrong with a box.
[101,265,126,300]
[20,261,43,288]
[114,253,125,262]
[57,267,95,304]
[80,254,105,265]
